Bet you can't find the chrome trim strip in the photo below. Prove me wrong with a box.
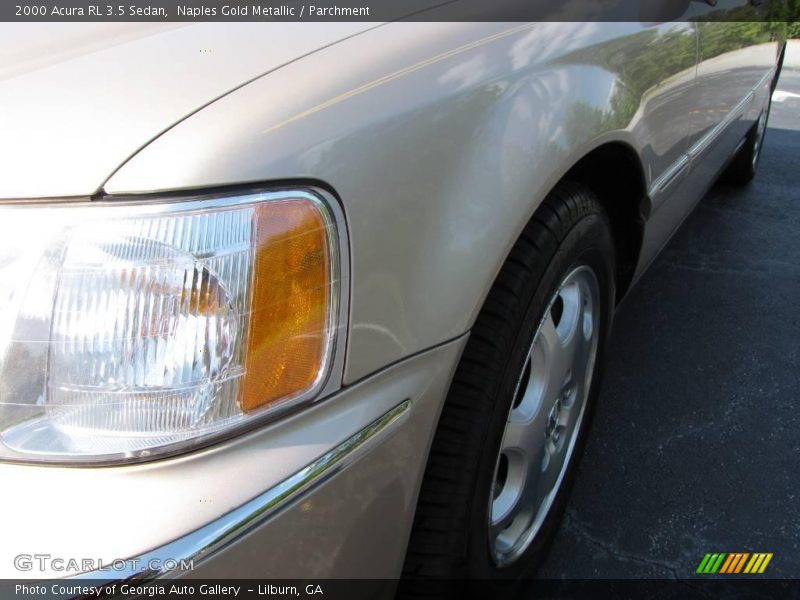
[649,154,689,199]
[71,400,410,583]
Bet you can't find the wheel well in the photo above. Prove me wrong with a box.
[563,143,647,301]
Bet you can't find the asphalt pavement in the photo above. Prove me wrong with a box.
[538,64,800,579]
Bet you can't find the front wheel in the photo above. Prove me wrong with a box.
[401,181,616,583]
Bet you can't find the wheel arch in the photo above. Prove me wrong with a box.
[472,138,649,322]
[561,141,648,302]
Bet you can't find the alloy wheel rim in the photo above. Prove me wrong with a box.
[488,265,601,567]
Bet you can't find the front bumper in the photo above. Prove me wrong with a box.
[0,335,467,581]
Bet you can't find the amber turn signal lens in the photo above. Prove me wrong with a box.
[240,200,332,413]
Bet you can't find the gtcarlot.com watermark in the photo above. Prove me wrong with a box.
[14,553,194,573]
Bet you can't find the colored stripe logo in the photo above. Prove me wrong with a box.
[696,553,773,574]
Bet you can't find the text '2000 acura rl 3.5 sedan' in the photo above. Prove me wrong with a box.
[0,8,787,589]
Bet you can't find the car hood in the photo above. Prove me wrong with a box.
[0,23,375,199]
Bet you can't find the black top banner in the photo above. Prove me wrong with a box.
[1,0,799,23]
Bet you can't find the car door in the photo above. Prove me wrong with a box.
[687,1,785,182]
[626,19,700,271]
[637,1,784,271]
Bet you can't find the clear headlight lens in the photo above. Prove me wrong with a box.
[0,191,340,464]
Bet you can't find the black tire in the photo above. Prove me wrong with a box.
[400,181,616,589]
[721,100,772,186]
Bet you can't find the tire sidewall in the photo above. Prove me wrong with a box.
[465,209,616,578]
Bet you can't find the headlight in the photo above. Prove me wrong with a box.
[0,189,343,464]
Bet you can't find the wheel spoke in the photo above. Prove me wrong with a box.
[490,441,546,550]
[539,433,567,498]
[517,452,546,516]
[501,411,547,457]
[490,498,522,543]
[560,390,582,445]
[537,312,573,402]
[537,310,560,359]
[493,410,548,528]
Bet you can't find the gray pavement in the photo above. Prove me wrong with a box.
[539,65,800,579]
